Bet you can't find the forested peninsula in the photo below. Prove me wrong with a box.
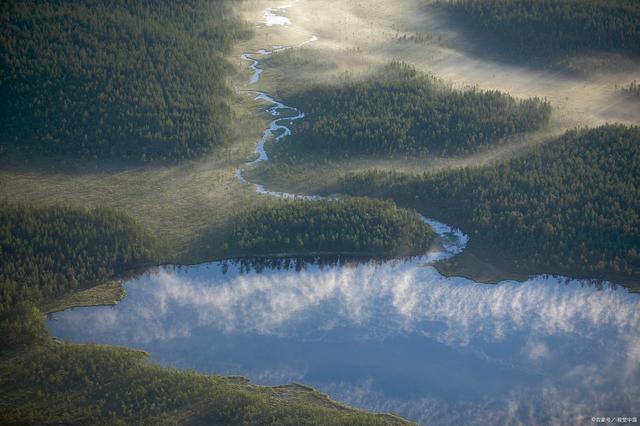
[0,0,250,161]
[442,0,640,60]
[337,125,640,283]
[0,203,157,348]
[226,198,435,257]
[272,62,551,159]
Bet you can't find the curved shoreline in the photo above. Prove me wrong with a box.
[232,4,631,292]
[38,6,640,426]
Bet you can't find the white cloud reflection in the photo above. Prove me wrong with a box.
[51,258,640,354]
[48,260,640,425]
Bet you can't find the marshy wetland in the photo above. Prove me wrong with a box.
[1,0,638,424]
[45,2,640,424]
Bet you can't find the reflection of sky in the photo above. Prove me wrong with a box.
[48,260,640,425]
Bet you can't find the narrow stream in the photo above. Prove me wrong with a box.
[47,5,640,425]
[235,34,468,257]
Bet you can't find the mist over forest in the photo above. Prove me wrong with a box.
[1,0,639,424]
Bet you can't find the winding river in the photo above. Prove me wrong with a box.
[47,5,640,425]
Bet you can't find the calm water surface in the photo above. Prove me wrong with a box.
[48,257,640,425]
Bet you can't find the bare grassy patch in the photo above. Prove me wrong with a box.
[42,281,125,315]
[0,97,268,264]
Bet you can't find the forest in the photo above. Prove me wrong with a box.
[0,201,409,424]
[0,203,157,348]
[622,80,640,100]
[0,0,250,161]
[274,62,551,159]
[337,125,640,281]
[442,0,640,59]
[0,342,407,425]
[226,197,435,257]
[0,203,157,313]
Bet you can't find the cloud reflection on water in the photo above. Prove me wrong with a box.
[48,259,640,425]
[56,260,639,343]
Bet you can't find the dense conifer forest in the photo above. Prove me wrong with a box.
[0,202,409,425]
[0,204,156,311]
[275,62,551,158]
[338,125,640,281]
[3,0,637,422]
[227,198,435,256]
[442,0,640,59]
[0,0,250,161]
[0,203,157,348]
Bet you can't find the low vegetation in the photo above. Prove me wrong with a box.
[41,280,125,315]
[0,142,263,265]
[337,124,640,282]
[442,0,640,60]
[0,0,250,161]
[273,62,550,159]
[226,197,435,257]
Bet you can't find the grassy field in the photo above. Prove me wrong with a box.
[0,96,270,265]
[237,0,639,191]
[41,281,126,315]
[3,0,638,270]
[239,0,640,126]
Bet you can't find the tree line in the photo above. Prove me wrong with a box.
[226,197,435,257]
[0,200,410,424]
[337,125,640,282]
[0,342,406,425]
[275,62,551,159]
[442,0,640,59]
[622,80,640,100]
[0,0,250,161]
[0,203,157,348]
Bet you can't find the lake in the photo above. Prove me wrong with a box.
[47,4,640,424]
[47,256,640,425]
